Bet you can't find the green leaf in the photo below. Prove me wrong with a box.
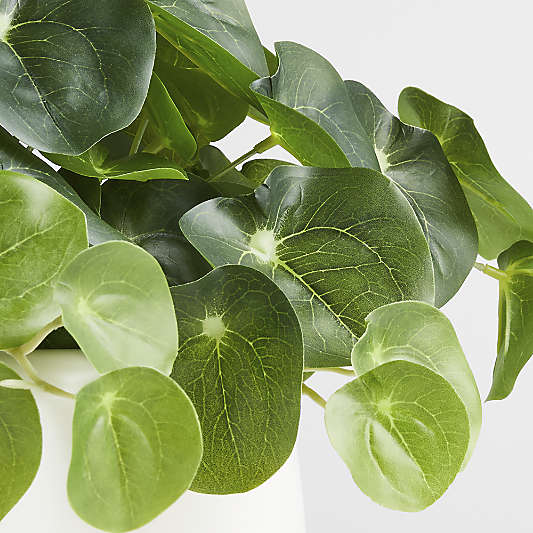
[241,158,293,186]
[251,42,378,168]
[351,301,481,466]
[325,360,470,511]
[347,82,478,307]
[180,166,435,367]
[0,0,156,155]
[55,241,178,374]
[149,0,267,108]
[154,35,248,145]
[0,127,124,244]
[487,241,533,400]
[171,265,303,493]
[398,87,533,259]
[68,366,202,532]
[0,171,88,349]
[0,362,42,520]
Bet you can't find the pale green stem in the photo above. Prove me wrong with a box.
[143,138,166,155]
[305,367,354,377]
[474,261,508,282]
[302,383,326,409]
[129,117,149,155]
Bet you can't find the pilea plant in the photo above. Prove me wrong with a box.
[0,0,531,530]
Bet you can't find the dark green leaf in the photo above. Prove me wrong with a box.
[68,366,202,532]
[180,166,435,367]
[241,158,293,186]
[0,0,156,155]
[0,171,88,349]
[0,362,41,520]
[171,265,303,493]
[399,87,533,259]
[60,169,102,215]
[325,361,470,511]
[55,241,178,374]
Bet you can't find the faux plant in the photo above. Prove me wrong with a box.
[0,0,531,530]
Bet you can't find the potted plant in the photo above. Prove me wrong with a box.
[1,0,532,531]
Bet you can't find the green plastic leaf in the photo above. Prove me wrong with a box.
[399,87,533,259]
[0,127,124,244]
[0,171,88,349]
[325,360,470,511]
[171,265,303,493]
[55,241,178,374]
[149,0,268,107]
[0,362,42,520]
[347,82,478,307]
[487,241,533,400]
[251,42,378,168]
[351,301,481,466]
[0,0,156,155]
[68,366,202,532]
[180,166,435,367]
[240,158,293,186]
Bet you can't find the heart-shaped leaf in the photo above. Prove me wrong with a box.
[0,171,88,349]
[0,362,42,520]
[55,241,178,374]
[0,127,124,244]
[325,360,470,511]
[149,0,268,108]
[486,241,533,400]
[180,166,435,367]
[347,82,478,306]
[68,366,202,532]
[240,158,293,186]
[0,0,156,155]
[351,301,481,466]
[171,265,303,493]
[399,87,533,259]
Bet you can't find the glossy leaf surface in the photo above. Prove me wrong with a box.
[68,367,202,532]
[0,0,156,155]
[0,171,87,349]
[56,241,178,374]
[325,360,469,511]
[0,362,42,520]
[171,265,303,493]
[181,166,434,367]
[240,158,293,186]
[399,87,533,259]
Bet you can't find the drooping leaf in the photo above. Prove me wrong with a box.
[55,241,178,374]
[0,362,42,520]
[68,366,202,532]
[180,166,435,367]
[240,158,293,186]
[0,171,88,349]
[0,127,124,244]
[347,82,478,306]
[325,360,470,511]
[486,241,533,400]
[149,0,268,108]
[351,301,481,466]
[251,42,378,168]
[0,0,156,155]
[399,87,533,259]
[171,265,303,493]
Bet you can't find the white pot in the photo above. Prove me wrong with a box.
[0,350,306,533]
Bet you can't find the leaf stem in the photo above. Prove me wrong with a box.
[305,366,354,376]
[302,383,326,408]
[143,138,166,155]
[474,261,508,282]
[129,116,149,155]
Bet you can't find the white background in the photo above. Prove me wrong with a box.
[216,1,533,531]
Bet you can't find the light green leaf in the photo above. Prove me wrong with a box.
[347,82,478,307]
[0,171,88,349]
[325,360,470,511]
[251,42,378,168]
[171,265,303,493]
[487,241,533,400]
[68,366,202,532]
[180,166,434,367]
[0,0,156,155]
[55,241,178,374]
[0,362,42,520]
[399,87,533,259]
[149,0,267,108]
[240,158,293,186]
[352,301,481,466]
[0,126,124,244]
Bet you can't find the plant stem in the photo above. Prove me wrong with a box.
[143,138,166,155]
[305,366,354,376]
[474,261,508,282]
[129,117,149,155]
[302,384,327,408]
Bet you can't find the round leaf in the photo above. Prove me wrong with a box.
[240,158,293,187]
